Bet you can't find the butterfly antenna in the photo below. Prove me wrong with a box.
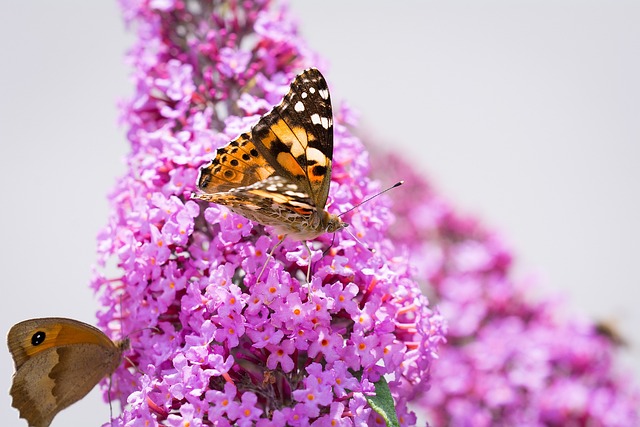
[335,181,403,252]
[116,292,130,342]
[338,181,404,218]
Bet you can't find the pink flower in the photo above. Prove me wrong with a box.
[93,1,443,426]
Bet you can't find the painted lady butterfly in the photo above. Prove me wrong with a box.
[193,68,348,280]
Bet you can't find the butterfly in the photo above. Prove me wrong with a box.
[7,318,128,427]
[192,68,348,281]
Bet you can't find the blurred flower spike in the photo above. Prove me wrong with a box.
[92,1,444,426]
[376,154,640,426]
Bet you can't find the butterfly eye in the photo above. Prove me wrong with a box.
[198,171,211,187]
[31,331,46,346]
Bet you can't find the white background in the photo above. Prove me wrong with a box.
[1,1,638,425]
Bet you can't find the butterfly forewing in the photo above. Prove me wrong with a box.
[251,68,334,210]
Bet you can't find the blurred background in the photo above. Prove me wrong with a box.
[1,1,638,425]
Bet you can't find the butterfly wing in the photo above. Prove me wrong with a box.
[7,318,123,427]
[204,175,325,237]
[10,345,121,427]
[195,68,334,212]
[196,132,276,194]
[250,68,334,210]
[10,347,60,427]
[7,318,118,369]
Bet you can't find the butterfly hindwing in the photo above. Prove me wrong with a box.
[202,175,318,232]
[197,133,276,194]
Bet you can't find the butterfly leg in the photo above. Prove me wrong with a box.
[256,235,286,283]
[108,374,114,425]
[303,240,313,284]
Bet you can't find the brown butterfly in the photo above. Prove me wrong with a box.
[7,318,128,427]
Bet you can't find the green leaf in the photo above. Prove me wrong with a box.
[365,376,400,427]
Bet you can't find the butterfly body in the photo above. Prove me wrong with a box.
[7,318,127,427]
[194,68,348,242]
[199,175,345,241]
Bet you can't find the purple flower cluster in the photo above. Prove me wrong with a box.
[374,155,640,426]
[92,1,444,426]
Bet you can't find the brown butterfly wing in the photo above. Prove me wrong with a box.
[10,348,58,427]
[10,345,122,427]
[7,318,123,427]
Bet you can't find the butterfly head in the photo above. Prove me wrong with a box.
[324,212,348,234]
[281,210,347,241]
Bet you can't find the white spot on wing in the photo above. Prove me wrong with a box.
[309,87,316,94]
[320,117,329,129]
[311,114,321,125]
[301,92,308,99]
[306,147,325,165]
[319,89,329,99]
[289,200,314,209]
[285,190,308,199]
[294,101,305,112]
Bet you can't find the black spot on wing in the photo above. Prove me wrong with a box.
[296,154,309,168]
[311,165,326,177]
